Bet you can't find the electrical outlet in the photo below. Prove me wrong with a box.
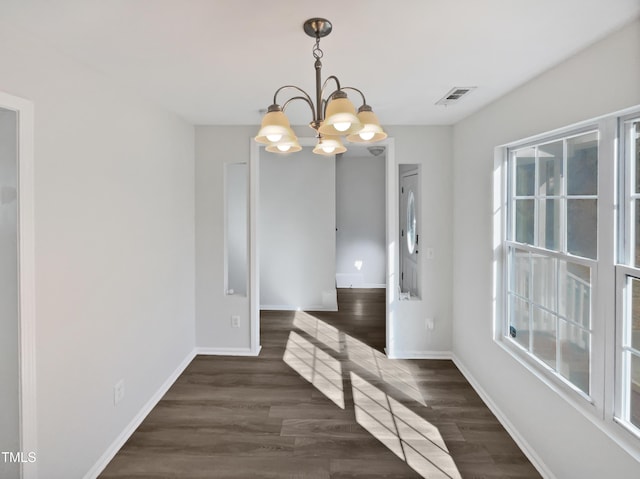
[426,318,435,331]
[231,315,240,328]
[114,379,125,405]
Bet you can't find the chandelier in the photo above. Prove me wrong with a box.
[255,18,387,156]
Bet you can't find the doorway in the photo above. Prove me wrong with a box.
[335,146,386,290]
[250,139,394,355]
[0,91,37,479]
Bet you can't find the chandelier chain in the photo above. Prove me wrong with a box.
[312,36,323,61]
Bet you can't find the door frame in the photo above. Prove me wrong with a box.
[0,90,37,479]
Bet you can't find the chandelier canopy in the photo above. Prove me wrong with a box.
[255,18,386,156]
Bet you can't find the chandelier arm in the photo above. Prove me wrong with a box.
[318,76,344,121]
[281,95,316,117]
[322,75,341,93]
[321,75,342,98]
[340,86,368,107]
[273,85,316,118]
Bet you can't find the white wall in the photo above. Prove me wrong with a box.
[0,107,19,479]
[195,127,254,352]
[452,19,640,478]
[260,147,337,310]
[336,153,385,288]
[0,21,195,478]
[385,126,454,357]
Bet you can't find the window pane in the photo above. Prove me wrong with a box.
[538,141,563,196]
[634,199,640,268]
[506,128,600,401]
[634,122,640,194]
[532,254,556,310]
[630,278,640,351]
[558,319,590,395]
[532,307,556,369]
[510,295,530,351]
[558,262,591,330]
[510,248,530,299]
[515,150,535,196]
[515,199,534,244]
[567,199,597,259]
[537,199,560,250]
[567,132,598,196]
[629,352,640,429]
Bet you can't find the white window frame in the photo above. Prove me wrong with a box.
[495,106,640,461]
[500,123,606,413]
[615,113,640,440]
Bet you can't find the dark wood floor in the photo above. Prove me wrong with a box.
[100,289,541,478]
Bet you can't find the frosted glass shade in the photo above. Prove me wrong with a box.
[318,95,362,136]
[255,109,295,144]
[265,138,302,154]
[346,109,387,143]
[313,135,347,156]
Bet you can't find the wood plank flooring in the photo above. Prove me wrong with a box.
[100,289,541,478]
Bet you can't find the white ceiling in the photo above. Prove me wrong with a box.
[2,0,639,127]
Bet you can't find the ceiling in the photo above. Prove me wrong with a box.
[2,0,639,127]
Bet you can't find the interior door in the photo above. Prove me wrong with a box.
[400,169,419,297]
[0,106,20,479]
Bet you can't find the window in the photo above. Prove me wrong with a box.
[617,117,640,435]
[506,131,598,397]
[498,106,640,454]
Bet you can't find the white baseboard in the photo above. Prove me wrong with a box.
[196,346,262,357]
[451,353,556,479]
[260,305,338,312]
[386,350,452,360]
[335,283,386,289]
[83,349,196,479]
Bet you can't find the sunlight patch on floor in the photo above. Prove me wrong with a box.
[283,313,465,478]
[293,311,342,353]
[345,334,425,406]
[283,330,345,409]
[350,372,462,479]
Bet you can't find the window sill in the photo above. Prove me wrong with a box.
[494,335,640,464]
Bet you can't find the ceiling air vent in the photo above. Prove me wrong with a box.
[435,86,476,106]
